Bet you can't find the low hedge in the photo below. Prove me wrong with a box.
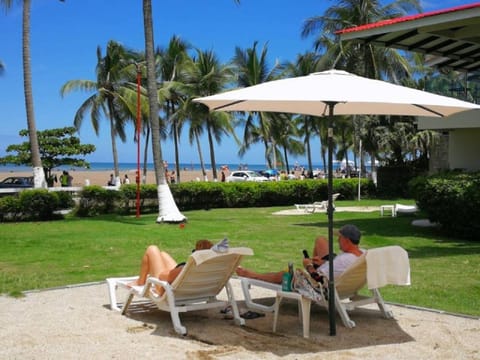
[0,178,376,221]
[0,189,74,221]
[76,178,375,216]
[410,171,480,240]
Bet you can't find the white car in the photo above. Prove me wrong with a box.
[226,170,269,182]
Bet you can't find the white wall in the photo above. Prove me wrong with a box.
[449,129,480,171]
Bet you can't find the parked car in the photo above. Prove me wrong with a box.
[226,170,269,182]
[0,176,34,188]
[258,169,280,180]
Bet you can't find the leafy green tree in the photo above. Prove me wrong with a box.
[142,0,186,222]
[61,40,137,179]
[233,41,283,168]
[0,127,95,186]
[302,0,421,173]
[157,36,191,183]
[182,48,237,180]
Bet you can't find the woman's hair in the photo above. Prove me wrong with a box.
[195,239,213,250]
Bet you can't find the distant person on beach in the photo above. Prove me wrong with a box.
[47,173,58,187]
[123,174,130,185]
[67,172,73,186]
[107,174,115,186]
[128,239,213,295]
[60,171,69,187]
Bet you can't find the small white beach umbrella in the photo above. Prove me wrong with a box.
[194,69,480,335]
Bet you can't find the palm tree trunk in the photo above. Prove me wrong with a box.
[142,0,185,222]
[23,0,45,188]
[195,131,207,180]
[172,116,181,183]
[142,126,150,184]
[206,119,218,180]
[107,101,120,180]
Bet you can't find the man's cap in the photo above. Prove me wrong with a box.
[339,224,361,244]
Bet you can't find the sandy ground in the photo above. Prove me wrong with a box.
[0,278,478,360]
[0,169,213,187]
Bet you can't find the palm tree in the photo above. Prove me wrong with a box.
[233,42,283,168]
[284,52,326,173]
[142,0,185,222]
[302,0,422,173]
[184,49,237,180]
[61,41,137,179]
[157,36,191,183]
[1,0,68,188]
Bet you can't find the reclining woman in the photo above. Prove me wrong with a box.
[128,239,213,294]
[236,224,364,283]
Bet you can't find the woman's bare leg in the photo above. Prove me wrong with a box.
[133,245,177,285]
[236,266,283,284]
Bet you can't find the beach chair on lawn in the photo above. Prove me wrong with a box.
[240,245,410,333]
[294,193,340,213]
[107,247,253,335]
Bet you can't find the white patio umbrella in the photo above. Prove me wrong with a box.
[194,69,480,335]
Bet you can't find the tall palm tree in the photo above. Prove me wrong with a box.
[157,35,191,183]
[302,0,421,173]
[284,52,326,173]
[61,40,136,179]
[1,0,68,187]
[233,42,283,168]
[183,49,237,180]
[142,0,185,222]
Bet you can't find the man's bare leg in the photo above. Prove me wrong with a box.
[313,236,329,259]
[236,266,283,284]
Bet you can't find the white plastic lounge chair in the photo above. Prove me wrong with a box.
[394,203,418,216]
[107,247,253,335]
[240,245,410,334]
[294,193,341,213]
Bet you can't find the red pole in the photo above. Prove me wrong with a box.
[136,64,142,218]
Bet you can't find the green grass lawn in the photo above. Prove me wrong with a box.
[1,200,479,317]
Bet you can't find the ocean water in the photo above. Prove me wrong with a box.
[1,161,357,173]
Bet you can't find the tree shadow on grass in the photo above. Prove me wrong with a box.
[292,215,480,259]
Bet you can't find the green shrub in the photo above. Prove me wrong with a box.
[55,190,75,209]
[0,195,22,221]
[74,178,376,215]
[410,171,480,239]
[19,189,59,220]
[76,186,121,217]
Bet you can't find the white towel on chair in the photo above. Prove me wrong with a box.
[366,246,411,289]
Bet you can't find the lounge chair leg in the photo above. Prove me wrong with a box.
[121,293,134,315]
[272,295,283,333]
[225,281,245,326]
[335,293,356,328]
[106,279,120,311]
[373,289,394,319]
[170,310,187,335]
[299,297,311,338]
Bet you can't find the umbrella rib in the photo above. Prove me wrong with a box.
[413,104,444,117]
[213,100,246,111]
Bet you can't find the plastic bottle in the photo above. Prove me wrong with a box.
[282,262,294,291]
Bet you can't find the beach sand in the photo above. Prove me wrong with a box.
[0,168,215,187]
[0,278,478,359]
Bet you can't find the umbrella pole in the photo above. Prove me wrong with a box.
[327,102,337,336]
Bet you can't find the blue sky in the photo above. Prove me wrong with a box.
[0,0,466,167]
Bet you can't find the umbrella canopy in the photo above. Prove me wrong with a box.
[194,69,480,336]
[195,69,480,117]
